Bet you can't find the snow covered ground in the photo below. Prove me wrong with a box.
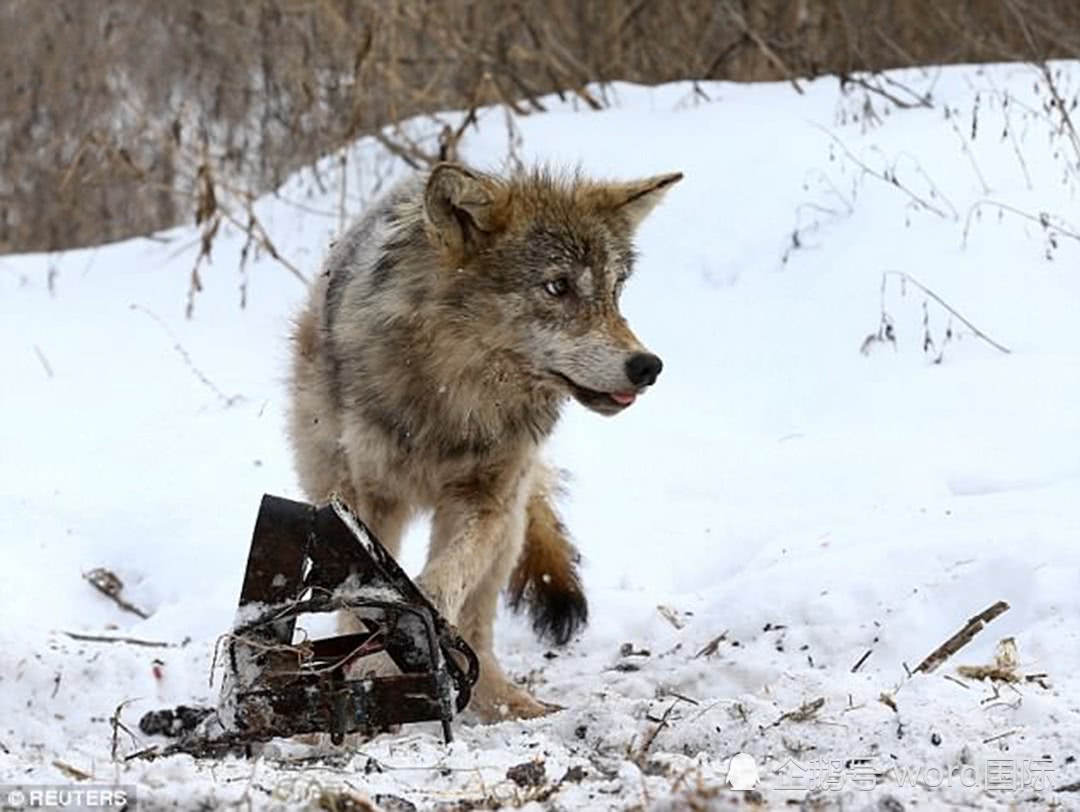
[2,63,1080,810]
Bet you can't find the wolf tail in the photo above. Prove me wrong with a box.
[507,470,588,646]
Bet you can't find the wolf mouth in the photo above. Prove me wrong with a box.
[552,373,639,416]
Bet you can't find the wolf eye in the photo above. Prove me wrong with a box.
[543,278,570,297]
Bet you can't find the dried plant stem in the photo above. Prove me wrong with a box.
[882,271,1012,355]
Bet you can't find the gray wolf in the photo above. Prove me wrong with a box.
[288,162,681,720]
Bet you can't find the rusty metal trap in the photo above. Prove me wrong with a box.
[138,494,479,756]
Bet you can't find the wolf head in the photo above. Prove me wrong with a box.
[423,164,682,417]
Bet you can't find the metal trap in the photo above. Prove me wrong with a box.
[139,494,478,754]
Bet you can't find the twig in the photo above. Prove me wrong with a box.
[33,345,54,379]
[1038,61,1080,166]
[52,760,92,781]
[82,568,150,620]
[943,674,971,690]
[721,1,803,95]
[62,631,185,648]
[840,73,932,110]
[775,697,826,725]
[371,130,429,171]
[656,605,685,630]
[1025,672,1051,689]
[217,205,307,286]
[636,699,681,759]
[851,649,873,673]
[914,600,1010,674]
[663,690,700,706]
[1003,0,1080,166]
[817,127,955,219]
[963,199,1080,248]
[882,271,1012,355]
[694,630,728,658]
[946,112,991,195]
[129,304,243,406]
[111,699,141,761]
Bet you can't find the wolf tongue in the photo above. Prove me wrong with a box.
[610,391,637,406]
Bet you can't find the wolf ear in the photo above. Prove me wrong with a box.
[596,172,683,230]
[424,163,502,254]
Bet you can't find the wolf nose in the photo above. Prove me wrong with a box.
[625,352,663,387]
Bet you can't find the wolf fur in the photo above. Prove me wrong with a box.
[288,162,681,720]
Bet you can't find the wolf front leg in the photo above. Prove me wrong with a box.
[419,470,555,721]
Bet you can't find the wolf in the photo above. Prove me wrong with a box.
[288,162,681,720]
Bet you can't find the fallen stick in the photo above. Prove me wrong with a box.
[62,632,184,648]
[851,649,873,673]
[694,630,728,659]
[636,699,681,760]
[52,760,91,781]
[83,568,150,620]
[914,601,1010,674]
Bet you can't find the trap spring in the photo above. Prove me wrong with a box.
[140,494,479,753]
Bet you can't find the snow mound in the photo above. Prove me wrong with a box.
[2,63,1079,810]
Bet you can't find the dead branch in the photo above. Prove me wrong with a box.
[914,600,1010,674]
[840,72,932,109]
[720,1,804,95]
[62,631,186,648]
[851,649,873,673]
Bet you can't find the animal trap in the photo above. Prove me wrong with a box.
[139,494,479,755]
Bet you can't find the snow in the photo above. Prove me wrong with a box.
[3,62,1080,810]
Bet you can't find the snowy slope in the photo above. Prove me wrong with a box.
[2,63,1080,810]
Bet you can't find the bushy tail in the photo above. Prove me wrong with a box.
[507,472,588,646]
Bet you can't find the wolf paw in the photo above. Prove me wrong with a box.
[469,667,561,722]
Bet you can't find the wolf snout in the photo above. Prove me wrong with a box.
[625,352,663,388]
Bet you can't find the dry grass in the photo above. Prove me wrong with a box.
[3,0,1080,255]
